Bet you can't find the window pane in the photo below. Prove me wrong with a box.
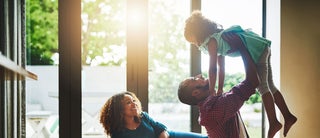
[81,0,126,137]
[201,0,263,137]
[148,0,191,131]
[26,0,59,137]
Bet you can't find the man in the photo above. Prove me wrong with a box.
[178,33,260,138]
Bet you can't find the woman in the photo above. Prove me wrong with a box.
[100,91,207,138]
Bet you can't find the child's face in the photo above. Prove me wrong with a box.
[187,35,200,47]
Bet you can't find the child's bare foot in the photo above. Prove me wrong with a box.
[268,121,282,138]
[284,115,297,137]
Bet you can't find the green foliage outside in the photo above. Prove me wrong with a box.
[148,0,190,103]
[26,0,58,65]
[26,0,126,66]
[223,73,262,105]
[81,0,126,66]
[218,73,261,105]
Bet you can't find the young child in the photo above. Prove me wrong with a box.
[183,10,297,138]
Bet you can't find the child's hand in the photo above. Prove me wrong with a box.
[210,89,217,96]
[216,89,223,96]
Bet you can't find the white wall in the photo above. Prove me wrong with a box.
[26,66,126,114]
[281,0,320,137]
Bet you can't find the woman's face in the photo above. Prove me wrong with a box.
[122,94,139,117]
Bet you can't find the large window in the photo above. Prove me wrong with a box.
[201,0,265,137]
[25,0,128,137]
[25,0,59,137]
[81,0,126,136]
[22,0,280,137]
[148,0,191,131]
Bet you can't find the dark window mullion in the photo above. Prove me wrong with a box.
[59,0,82,137]
[190,0,202,133]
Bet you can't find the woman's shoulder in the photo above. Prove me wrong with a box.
[141,111,148,116]
[140,111,151,120]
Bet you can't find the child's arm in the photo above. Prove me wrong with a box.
[207,38,218,95]
[217,55,225,95]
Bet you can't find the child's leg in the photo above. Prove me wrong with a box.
[261,93,282,138]
[257,48,282,138]
[267,53,297,137]
[273,92,297,137]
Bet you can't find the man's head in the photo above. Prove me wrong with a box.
[178,74,210,105]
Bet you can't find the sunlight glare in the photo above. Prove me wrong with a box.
[128,8,145,26]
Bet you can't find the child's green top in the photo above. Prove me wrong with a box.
[198,25,271,63]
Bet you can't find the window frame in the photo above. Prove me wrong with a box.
[53,0,268,137]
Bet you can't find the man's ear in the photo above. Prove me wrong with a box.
[191,90,200,96]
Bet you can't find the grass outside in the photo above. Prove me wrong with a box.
[247,127,262,138]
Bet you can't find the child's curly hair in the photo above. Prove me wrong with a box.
[184,10,223,46]
[99,91,142,136]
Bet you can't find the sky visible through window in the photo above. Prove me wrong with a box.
[201,0,262,74]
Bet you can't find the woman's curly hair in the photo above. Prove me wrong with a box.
[184,10,223,46]
[99,91,142,136]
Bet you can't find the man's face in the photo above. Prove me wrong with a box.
[186,74,211,100]
[186,74,209,93]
